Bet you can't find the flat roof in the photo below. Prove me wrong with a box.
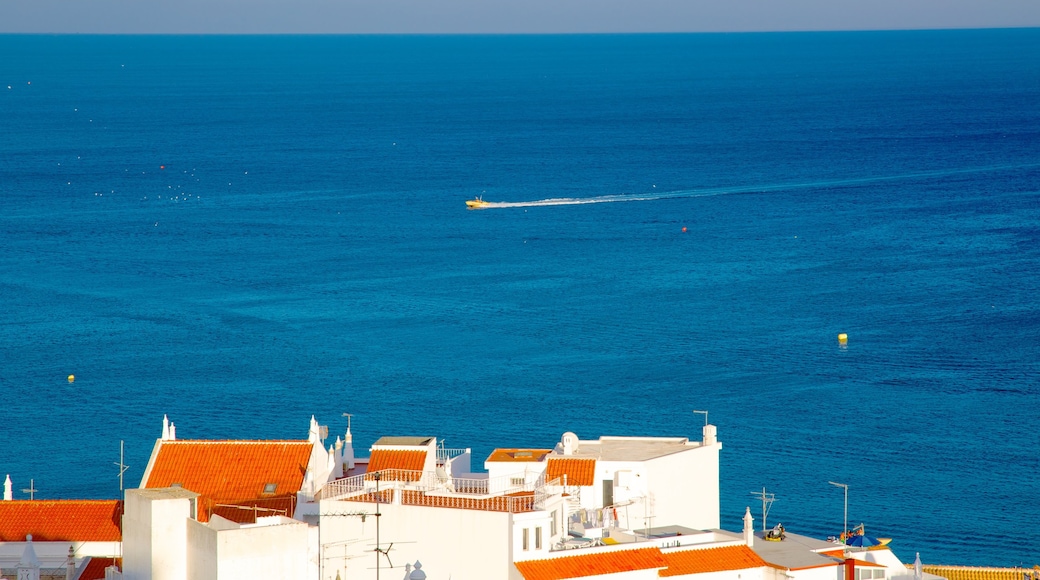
[486,448,553,463]
[562,436,696,462]
[750,531,842,570]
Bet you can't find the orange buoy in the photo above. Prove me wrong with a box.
[160,165,165,169]
[681,227,687,233]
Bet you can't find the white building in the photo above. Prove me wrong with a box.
[13,414,935,580]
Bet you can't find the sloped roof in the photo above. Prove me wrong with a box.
[515,547,666,580]
[486,449,553,463]
[80,557,120,580]
[545,457,596,486]
[659,545,769,576]
[367,449,427,477]
[143,440,312,522]
[372,436,434,447]
[0,500,122,542]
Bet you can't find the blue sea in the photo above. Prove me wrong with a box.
[1,30,1038,566]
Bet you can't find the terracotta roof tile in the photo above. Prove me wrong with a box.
[659,545,769,576]
[367,449,427,478]
[545,457,596,486]
[486,449,553,463]
[208,496,298,524]
[144,440,313,522]
[516,547,666,580]
[0,500,122,542]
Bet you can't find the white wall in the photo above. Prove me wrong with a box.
[788,564,843,580]
[122,489,194,580]
[486,462,547,484]
[184,516,311,580]
[662,567,769,580]
[643,443,720,530]
[319,499,514,580]
[0,541,120,570]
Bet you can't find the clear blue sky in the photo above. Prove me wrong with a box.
[2,0,1039,34]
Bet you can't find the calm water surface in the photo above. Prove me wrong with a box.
[1,31,1038,566]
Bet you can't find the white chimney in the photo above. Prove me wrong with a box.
[18,535,42,580]
[169,422,176,441]
[65,545,75,580]
[162,415,170,440]
[743,507,754,547]
[702,424,717,446]
[561,432,579,456]
[4,475,12,501]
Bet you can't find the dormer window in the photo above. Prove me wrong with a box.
[263,483,277,495]
[171,482,183,488]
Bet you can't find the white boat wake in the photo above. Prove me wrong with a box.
[469,162,1040,209]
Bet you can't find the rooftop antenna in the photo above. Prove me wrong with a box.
[22,479,38,500]
[750,487,776,532]
[342,413,353,433]
[115,440,129,493]
[692,410,708,426]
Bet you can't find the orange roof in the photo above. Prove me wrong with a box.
[367,449,427,474]
[0,500,122,542]
[209,495,298,524]
[144,440,313,522]
[516,547,666,580]
[79,558,120,580]
[486,449,553,463]
[545,457,596,486]
[659,545,769,576]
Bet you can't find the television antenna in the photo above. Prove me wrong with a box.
[692,410,708,426]
[750,487,776,531]
[114,440,130,492]
[22,479,38,500]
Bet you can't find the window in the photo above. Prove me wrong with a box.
[857,570,885,580]
[535,527,542,550]
[523,528,529,550]
[263,483,278,494]
[551,509,558,536]
[511,477,525,486]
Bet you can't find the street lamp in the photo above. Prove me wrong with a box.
[828,481,848,545]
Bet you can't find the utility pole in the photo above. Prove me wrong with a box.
[22,479,38,500]
[374,472,381,580]
[828,481,848,545]
[750,487,776,532]
[115,440,129,493]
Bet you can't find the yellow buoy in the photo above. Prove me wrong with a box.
[837,333,848,344]
[67,374,75,383]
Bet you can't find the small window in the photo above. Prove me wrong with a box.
[263,483,278,494]
[536,527,542,550]
[523,528,529,550]
[551,510,558,536]
[170,482,182,488]
[510,477,525,486]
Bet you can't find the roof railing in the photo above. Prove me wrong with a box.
[318,470,557,503]
[435,447,469,463]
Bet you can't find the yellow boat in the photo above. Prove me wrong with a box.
[466,196,490,209]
